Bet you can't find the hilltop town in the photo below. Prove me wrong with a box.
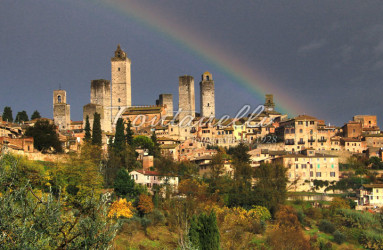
[2,45,383,248]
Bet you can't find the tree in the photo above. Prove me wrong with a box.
[84,115,91,142]
[113,168,136,198]
[126,119,134,146]
[2,106,13,122]
[189,211,220,250]
[0,154,120,249]
[133,135,154,152]
[25,120,62,153]
[267,205,310,249]
[15,110,29,123]
[137,194,154,215]
[31,110,41,120]
[113,118,126,153]
[108,198,134,218]
[150,130,161,158]
[92,112,102,146]
[253,163,288,215]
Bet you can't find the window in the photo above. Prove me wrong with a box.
[118,67,120,71]
[206,75,210,80]
[118,98,121,103]
[317,164,320,169]
[298,121,303,125]
[300,129,303,133]
[316,172,321,177]
[58,95,62,103]
[207,103,210,107]
[296,164,299,169]
[310,171,313,177]
[310,121,315,125]
[330,172,336,177]
[301,164,307,169]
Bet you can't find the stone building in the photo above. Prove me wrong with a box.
[83,45,132,132]
[157,94,173,118]
[53,89,70,130]
[199,72,215,118]
[178,75,195,123]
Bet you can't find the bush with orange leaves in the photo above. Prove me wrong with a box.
[137,194,154,215]
[178,179,208,200]
[108,198,134,219]
[267,205,311,250]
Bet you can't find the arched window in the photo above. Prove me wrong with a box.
[206,75,210,80]
[58,95,62,103]
[118,98,121,103]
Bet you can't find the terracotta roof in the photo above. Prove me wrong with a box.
[295,115,318,121]
[341,137,361,142]
[362,184,383,189]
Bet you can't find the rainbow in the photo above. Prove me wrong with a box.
[89,0,305,116]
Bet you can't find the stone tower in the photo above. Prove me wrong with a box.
[111,44,131,122]
[264,94,275,112]
[53,89,70,130]
[83,79,111,131]
[199,72,215,118]
[178,75,195,122]
[158,94,173,117]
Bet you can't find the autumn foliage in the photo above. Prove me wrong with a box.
[137,194,154,215]
[108,198,134,219]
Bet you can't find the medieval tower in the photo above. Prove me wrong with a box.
[111,44,131,118]
[53,89,70,130]
[264,94,275,112]
[199,72,215,118]
[178,75,195,122]
[158,94,173,117]
[83,45,132,132]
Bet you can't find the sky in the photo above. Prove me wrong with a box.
[1,0,383,127]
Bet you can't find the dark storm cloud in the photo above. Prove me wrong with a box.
[1,0,383,126]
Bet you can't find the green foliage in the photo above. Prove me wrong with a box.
[114,168,136,198]
[189,211,220,250]
[333,230,346,245]
[337,209,379,229]
[15,110,29,123]
[92,112,102,146]
[318,219,336,234]
[30,110,41,120]
[369,156,383,169]
[126,119,134,146]
[150,130,161,158]
[2,106,13,122]
[113,118,126,153]
[84,115,91,142]
[359,230,383,249]
[0,154,120,249]
[25,120,62,153]
[228,142,250,163]
[133,135,154,152]
[253,163,288,215]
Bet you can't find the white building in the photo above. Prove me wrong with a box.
[130,170,179,192]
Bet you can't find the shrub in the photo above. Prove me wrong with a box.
[359,230,383,250]
[318,220,336,234]
[337,209,378,229]
[305,207,323,220]
[333,230,346,245]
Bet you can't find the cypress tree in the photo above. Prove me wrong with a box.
[126,119,134,146]
[189,211,220,250]
[92,112,102,146]
[15,110,29,123]
[150,130,160,158]
[31,110,41,120]
[2,106,13,122]
[113,118,126,152]
[84,115,91,142]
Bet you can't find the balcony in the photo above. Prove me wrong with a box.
[318,138,327,142]
[308,139,315,143]
[298,141,305,145]
[285,140,295,145]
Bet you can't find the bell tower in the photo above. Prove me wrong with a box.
[111,44,131,124]
[53,89,70,130]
